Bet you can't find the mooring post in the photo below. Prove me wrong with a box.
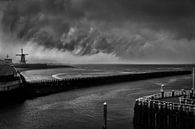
[161,84,164,99]
[193,67,194,90]
[190,89,193,99]
[172,90,175,97]
[179,97,182,104]
[191,88,195,98]
[103,102,107,129]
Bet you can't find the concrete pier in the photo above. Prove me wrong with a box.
[133,89,195,129]
[22,70,192,97]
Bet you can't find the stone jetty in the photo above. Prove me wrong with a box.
[22,70,192,97]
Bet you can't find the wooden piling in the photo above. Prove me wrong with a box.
[172,90,175,97]
[103,102,107,129]
[133,89,195,129]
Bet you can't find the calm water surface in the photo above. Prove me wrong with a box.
[0,65,193,129]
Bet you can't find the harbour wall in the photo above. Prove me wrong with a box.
[133,89,195,129]
[22,70,192,97]
[0,75,25,103]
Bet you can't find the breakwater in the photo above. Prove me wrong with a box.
[22,70,192,97]
[133,89,195,129]
[14,63,73,69]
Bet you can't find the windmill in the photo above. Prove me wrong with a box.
[16,48,29,64]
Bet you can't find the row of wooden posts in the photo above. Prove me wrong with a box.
[133,89,195,129]
[24,70,192,87]
[22,70,192,97]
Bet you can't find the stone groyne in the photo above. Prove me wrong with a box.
[21,70,192,97]
[133,89,195,129]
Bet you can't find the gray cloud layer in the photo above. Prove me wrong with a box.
[3,0,195,35]
[1,0,195,63]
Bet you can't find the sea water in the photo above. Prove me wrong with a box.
[0,64,193,129]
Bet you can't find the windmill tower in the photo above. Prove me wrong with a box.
[16,48,29,64]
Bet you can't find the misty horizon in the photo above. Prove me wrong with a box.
[0,0,195,64]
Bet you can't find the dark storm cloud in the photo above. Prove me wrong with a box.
[1,0,195,63]
[78,0,195,39]
[81,0,195,19]
[2,0,195,40]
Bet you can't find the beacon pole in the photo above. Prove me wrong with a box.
[103,102,107,129]
[192,67,194,98]
[193,67,194,90]
[161,84,164,99]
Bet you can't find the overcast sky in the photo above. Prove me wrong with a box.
[0,0,195,64]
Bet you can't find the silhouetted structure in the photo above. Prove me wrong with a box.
[133,89,195,129]
[16,48,28,64]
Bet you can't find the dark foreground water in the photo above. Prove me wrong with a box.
[0,65,194,129]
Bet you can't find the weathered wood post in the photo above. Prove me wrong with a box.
[172,90,175,97]
[182,89,187,98]
[170,103,174,129]
[192,67,194,90]
[157,102,161,129]
[161,84,164,99]
[190,88,194,99]
[188,105,194,128]
[162,102,167,129]
[154,102,158,129]
[147,100,151,128]
[103,102,107,129]
[143,100,147,126]
[151,101,156,128]
[133,99,139,126]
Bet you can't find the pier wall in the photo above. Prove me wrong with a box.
[133,89,195,129]
[22,70,192,97]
